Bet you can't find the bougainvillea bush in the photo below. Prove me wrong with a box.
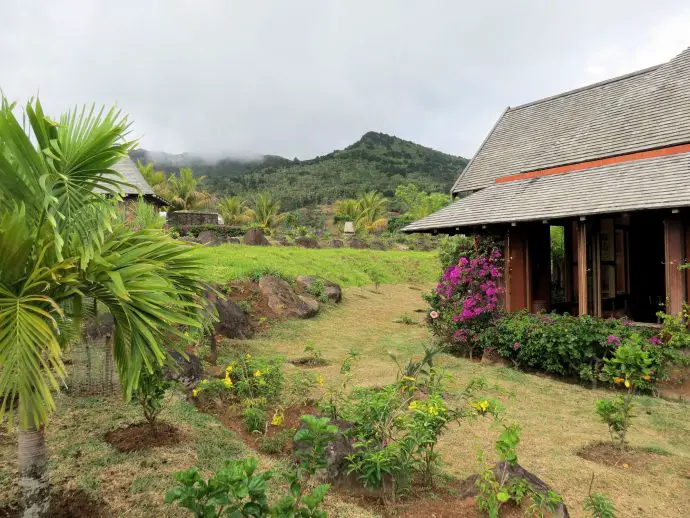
[426,247,504,357]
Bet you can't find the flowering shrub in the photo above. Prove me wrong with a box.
[480,312,653,384]
[427,248,504,357]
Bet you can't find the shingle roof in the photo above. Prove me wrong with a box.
[405,151,690,232]
[112,156,155,196]
[452,47,690,193]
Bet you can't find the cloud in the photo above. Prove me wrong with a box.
[1,0,689,159]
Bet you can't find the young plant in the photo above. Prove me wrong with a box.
[133,363,172,426]
[596,333,653,447]
[165,457,272,517]
[305,279,329,303]
[583,474,617,518]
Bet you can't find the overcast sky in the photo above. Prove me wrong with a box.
[2,1,690,160]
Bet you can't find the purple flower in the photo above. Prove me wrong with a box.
[648,336,663,346]
[513,342,521,350]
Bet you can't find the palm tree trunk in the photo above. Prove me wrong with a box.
[17,410,50,517]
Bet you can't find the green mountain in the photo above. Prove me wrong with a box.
[132,132,468,211]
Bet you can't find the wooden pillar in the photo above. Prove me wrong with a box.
[664,218,684,315]
[564,224,573,304]
[505,227,528,312]
[577,221,588,316]
[592,230,602,317]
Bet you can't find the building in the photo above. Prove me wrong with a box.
[405,48,690,322]
[112,156,168,208]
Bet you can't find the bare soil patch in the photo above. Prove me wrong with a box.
[0,489,112,518]
[224,280,277,332]
[576,441,669,473]
[104,421,182,453]
[289,357,330,367]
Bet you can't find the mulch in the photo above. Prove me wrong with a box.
[576,441,668,473]
[103,421,182,453]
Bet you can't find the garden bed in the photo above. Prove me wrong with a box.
[104,421,182,453]
[0,489,112,518]
[576,441,670,473]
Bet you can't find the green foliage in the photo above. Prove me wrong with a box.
[334,191,388,232]
[305,279,328,303]
[595,397,632,446]
[584,492,617,518]
[173,224,246,239]
[133,363,172,425]
[438,235,476,270]
[164,457,272,517]
[167,168,213,211]
[394,314,417,325]
[394,183,450,219]
[236,300,252,314]
[258,427,295,455]
[118,198,165,230]
[0,96,209,430]
[217,195,252,226]
[251,191,285,230]
[202,131,468,211]
[242,405,267,434]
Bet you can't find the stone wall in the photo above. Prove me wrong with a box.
[167,211,219,226]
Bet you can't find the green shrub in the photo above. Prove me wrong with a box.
[258,428,295,454]
[305,279,329,303]
[584,491,617,518]
[173,224,246,239]
[438,235,474,269]
[242,406,267,433]
[236,300,251,314]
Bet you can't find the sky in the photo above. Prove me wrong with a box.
[2,0,690,160]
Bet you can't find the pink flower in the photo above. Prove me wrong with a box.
[513,342,520,350]
[607,335,621,347]
[430,310,439,319]
[648,336,662,346]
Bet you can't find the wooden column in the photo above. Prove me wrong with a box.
[664,218,684,315]
[505,227,528,312]
[577,221,588,316]
[592,230,602,318]
[564,224,573,304]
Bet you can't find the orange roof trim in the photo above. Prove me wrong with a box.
[495,142,690,184]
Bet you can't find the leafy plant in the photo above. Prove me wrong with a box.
[217,195,252,226]
[167,168,213,210]
[258,428,295,455]
[394,314,417,325]
[584,474,617,518]
[133,363,172,425]
[165,457,272,517]
[305,279,328,303]
[242,405,267,434]
[251,191,285,230]
[236,300,252,314]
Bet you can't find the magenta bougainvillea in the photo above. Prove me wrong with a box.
[427,248,504,356]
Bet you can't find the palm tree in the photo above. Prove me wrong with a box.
[356,191,388,227]
[217,195,252,225]
[167,168,211,210]
[334,198,361,223]
[0,98,208,517]
[250,192,284,230]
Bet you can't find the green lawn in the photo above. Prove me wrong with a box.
[193,244,439,286]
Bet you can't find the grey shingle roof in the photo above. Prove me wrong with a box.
[453,47,690,193]
[405,151,690,232]
[112,156,155,196]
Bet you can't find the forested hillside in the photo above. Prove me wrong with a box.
[132,132,467,210]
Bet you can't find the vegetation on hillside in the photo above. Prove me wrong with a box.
[134,131,467,210]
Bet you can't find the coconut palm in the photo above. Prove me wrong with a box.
[250,191,284,230]
[217,195,252,225]
[356,191,388,227]
[167,168,211,210]
[0,98,207,517]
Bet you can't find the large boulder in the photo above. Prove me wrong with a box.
[370,240,389,250]
[197,230,218,245]
[206,288,254,339]
[296,275,343,303]
[295,236,320,249]
[329,239,344,248]
[164,351,203,388]
[258,275,320,318]
[243,228,270,246]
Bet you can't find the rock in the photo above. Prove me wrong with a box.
[330,239,344,248]
[298,295,320,317]
[214,296,254,340]
[164,351,203,388]
[295,275,343,303]
[370,240,388,250]
[197,230,216,245]
[243,228,270,246]
[258,275,319,318]
[227,237,241,244]
[179,235,200,244]
[293,419,355,481]
[295,237,320,249]
[347,239,369,249]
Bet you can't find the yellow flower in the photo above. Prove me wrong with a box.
[641,374,651,381]
[408,401,420,411]
[192,389,198,397]
[271,413,284,426]
[471,400,490,414]
[254,370,262,377]
[246,353,252,360]
[401,376,416,383]
[223,377,234,388]
[624,379,631,388]
[614,377,624,384]
[226,365,233,374]
[317,374,325,387]
[200,379,209,385]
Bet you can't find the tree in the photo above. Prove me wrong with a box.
[250,192,284,230]
[394,183,449,219]
[217,196,252,226]
[355,191,388,230]
[167,168,212,210]
[0,97,208,517]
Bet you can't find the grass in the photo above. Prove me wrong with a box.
[192,243,439,286]
[1,284,688,517]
